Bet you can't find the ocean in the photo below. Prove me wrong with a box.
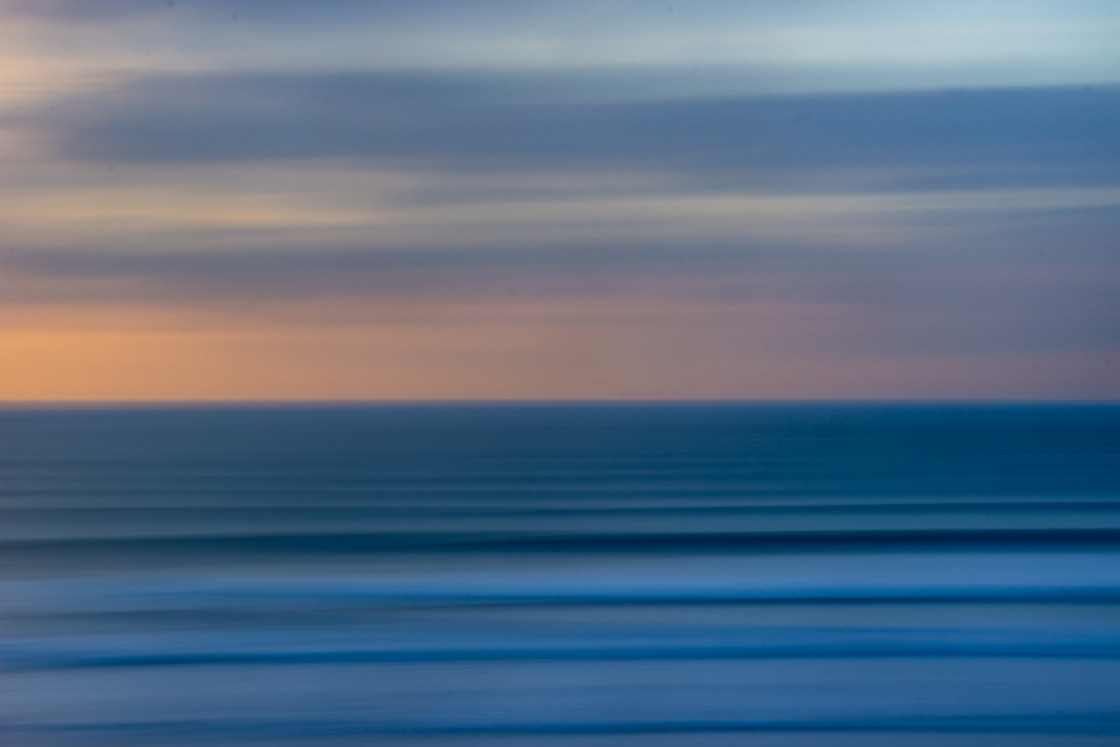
[2,403,1119,745]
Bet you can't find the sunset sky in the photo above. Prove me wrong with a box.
[1,0,1118,400]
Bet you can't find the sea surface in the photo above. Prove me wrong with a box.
[2,403,1120,745]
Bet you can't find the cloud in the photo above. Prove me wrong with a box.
[0,0,371,22]
[5,208,1118,359]
[22,75,1119,194]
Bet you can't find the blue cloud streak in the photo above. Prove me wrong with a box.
[29,76,1119,194]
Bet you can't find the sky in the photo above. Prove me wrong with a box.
[1,0,1118,400]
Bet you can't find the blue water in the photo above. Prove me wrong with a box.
[3,404,1120,745]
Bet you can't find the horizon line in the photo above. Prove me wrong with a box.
[3,398,1118,409]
